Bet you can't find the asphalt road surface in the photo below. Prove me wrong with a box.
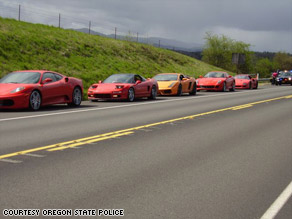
[0,84,291,219]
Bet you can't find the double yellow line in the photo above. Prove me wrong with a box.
[1,94,292,160]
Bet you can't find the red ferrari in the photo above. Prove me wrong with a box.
[234,74,258,89]
[0,70,83,110]
[88,73,158,101]
[196,71,235,92]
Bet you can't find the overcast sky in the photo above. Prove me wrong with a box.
[1,0,291,53]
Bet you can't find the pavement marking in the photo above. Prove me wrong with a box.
[0,158,22,163]
[47,131,134,152]
[22,153,46,157]
[0,94,291,160]
[0,86,286,122]
[260,181,292,219]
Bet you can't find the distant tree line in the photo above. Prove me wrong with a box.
[178,33,292,78]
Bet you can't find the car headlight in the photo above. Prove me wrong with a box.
[10,87,25,93]
[116,85,124,89]
[168,82,176,88]
[217,80,222,84]
[289,77,291,80]
[90,85,97,89]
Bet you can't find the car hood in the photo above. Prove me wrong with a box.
[157,81,178,89]
[235,79,250,84]
[0,83,30,95]
[197,78,225,85]
[90,83,131,92]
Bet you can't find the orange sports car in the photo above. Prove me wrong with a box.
[153,73,196,96]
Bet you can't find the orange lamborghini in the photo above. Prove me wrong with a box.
[153,73,196,96]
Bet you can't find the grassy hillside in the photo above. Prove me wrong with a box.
[0,17,227,90]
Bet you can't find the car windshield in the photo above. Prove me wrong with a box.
[103,74,134,83]
[204,72,226,78]
[153,74,178,81]
[280,72,291,77]
[0,72,41,84]
[235,75,249,79]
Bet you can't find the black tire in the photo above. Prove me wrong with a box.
[177,84,182,96]
[148,86,157,100]
[128,88,135,102]
[189,83,197,95]
[254,82,258,89]
[29,90,42,111]
[68,87,82,107]
[229,82,235,92]
[249,82,252,89]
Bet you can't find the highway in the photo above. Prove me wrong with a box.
[0,84,291,219]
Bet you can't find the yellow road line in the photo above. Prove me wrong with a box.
[48,132,134,152]
[0,94,291,160]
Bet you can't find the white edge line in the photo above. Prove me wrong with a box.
[0,87,285,122]
[260,181,292,219]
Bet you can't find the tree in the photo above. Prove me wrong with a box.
[254,58,276,78]
[273,52,292,70]
[202,32,253,73]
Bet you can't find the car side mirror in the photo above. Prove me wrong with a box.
[228,75,232,78]
[65,77,69,82]
[199,75,203,78]
[99,80,102,84]
[135,80,142,85]
[182,78,188,81]
[42,78,53,84]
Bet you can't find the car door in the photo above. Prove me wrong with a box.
[179,75,190,92]
[225,73,233,88]
[133,75,148,97]
[41,72,66,104]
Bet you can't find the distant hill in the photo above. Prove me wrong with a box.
[0,17,227,92]
[74,28,203,52]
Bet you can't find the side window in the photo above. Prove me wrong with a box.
[134,75,143,82]
[42,73,56,82]
[54,73,63,81]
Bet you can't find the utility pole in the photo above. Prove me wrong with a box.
[89,21,91,34]
[18,5,21,21]
[115,27,117,40]
[58,13,61,28]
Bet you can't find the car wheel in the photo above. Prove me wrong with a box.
[222,82,226,92]
[189,83,197,95]
[229,82,235,91]
[69,87,82,106]
[29,90,41,111]
[177,84,182,96]
[128,88,135,102]
[148,86,157,100]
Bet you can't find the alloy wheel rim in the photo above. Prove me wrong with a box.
[74,88,82,105]
[129,89,134,101]
[30,91,41,110]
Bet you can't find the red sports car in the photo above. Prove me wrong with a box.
[0,70,83,110]
[196,71,235,92]
[88,73,158,101]
[234,74,258,89]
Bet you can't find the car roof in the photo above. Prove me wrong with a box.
[156,73,181,75]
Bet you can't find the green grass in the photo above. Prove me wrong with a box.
[0,17,228,92]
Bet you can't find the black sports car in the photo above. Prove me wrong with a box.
[275,71,292,85]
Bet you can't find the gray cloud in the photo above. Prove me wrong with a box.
[1,0,291,52]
